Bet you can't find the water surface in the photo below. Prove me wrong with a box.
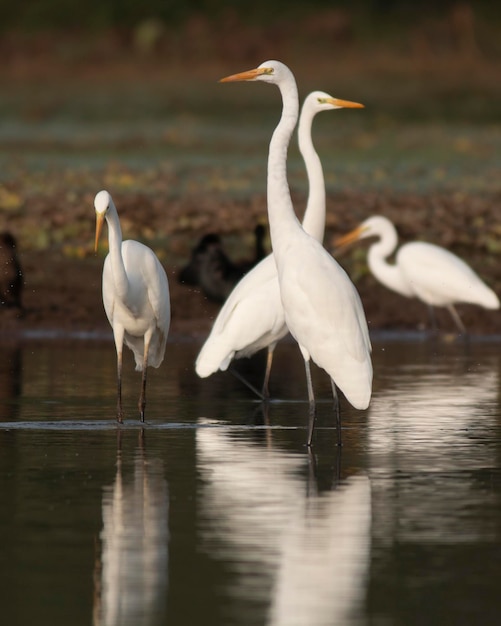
[0,335,500,625]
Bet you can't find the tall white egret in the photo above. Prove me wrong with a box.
[335,214,499,333]
[196,91,364,401]
[218,61,372,446]
[94,190,171,422]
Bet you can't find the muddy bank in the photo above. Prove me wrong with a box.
[2,188,500,340]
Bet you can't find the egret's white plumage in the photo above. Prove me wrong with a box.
[218,61,372,445]
[196,91,364,399]
[335,214,499,333]
[94,190,170,422]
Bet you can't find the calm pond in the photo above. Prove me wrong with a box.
[1,334,500,626]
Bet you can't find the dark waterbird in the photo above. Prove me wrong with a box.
[178,224,266,303]
[0,232,23,309]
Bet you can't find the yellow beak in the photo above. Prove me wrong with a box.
[334,225,367,249]
[330,97,364,109]
[95,213,105,253]
[219,67,272,83]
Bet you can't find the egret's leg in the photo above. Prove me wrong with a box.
[306,447,318,497]
[113,327,125,423]
[116,349,124,423]
[427,305,438,332]
[447,304,467,335]
[229,367,265,400]
[261,346,275,400]
[138,426,146,449]
[305,359,316,447]
[331,379,342,447]
[139,337,150,422]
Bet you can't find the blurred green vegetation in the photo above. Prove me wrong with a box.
[0,0,500,58]
[0,1,500,31]
[0,0,500,268]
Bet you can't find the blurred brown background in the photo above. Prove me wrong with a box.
[0,1,500,334]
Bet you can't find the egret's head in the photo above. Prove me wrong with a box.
[219,60,290,85]
[305,90,364,113]
[334,216,391,249]
[94,190,112,252]
[94,190,111,215]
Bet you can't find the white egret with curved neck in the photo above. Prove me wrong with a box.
[335,214,499,333]
[196,91,364,399]
[94,190,171,422]
[218,61,372,446]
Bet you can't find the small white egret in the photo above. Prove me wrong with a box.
[196,90,364,401]
[218,61,372,446]
[94,190,171,422]
[335,214,499,333]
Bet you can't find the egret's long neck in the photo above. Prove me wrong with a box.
[267,72,300,259]
[367,226,414,298]
[106,207,129,300]
[298,106,325,243]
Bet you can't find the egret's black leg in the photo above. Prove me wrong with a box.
[139,369,147,422]
[229,367,265,400]
[331,379,342,446]
[261,346,275,400]
[427,305,438,333]
[447,304,467,335]
[138,343,149,422]
[116,349,124,424]
[305,359,316,446]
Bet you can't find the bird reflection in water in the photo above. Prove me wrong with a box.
[93,431,169,626]
[197,422,371,625]
[367,364,499,546]
[0,342,22,422]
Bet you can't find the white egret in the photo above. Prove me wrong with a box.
[94,190,171,422]
[218,61,372,446]
[335,214,499,333]
[196,90,365,402]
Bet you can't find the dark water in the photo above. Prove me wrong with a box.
[0,335,500,625]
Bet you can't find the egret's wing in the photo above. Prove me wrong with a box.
[398,242,492,306]
[215,254,277,332]
[279,238,372,408]
[196,259,286,376]
[121,240,171,333]
[144,251,171,333]
[283,241,370,364]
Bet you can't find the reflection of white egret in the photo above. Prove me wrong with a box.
[367,359,498,546]
[218,61,372,446]
[269,475,371,626]
[196,91,365,400]
[94,190,171,422]
[197,422,371,625]
[0,342,21,421]
[94,444,169,626]
[335,215,499,333]
[369,365,499,460]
